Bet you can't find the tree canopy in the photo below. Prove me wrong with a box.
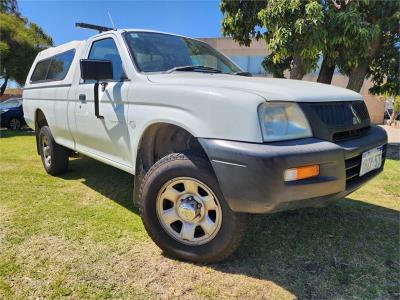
[221,0,399,95]
[0,0,20,17]
[221,0,326,79]
[0,1,53,95]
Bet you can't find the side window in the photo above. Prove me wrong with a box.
[47,50,75,80]
[88,38,124,80]
[30,59,51,82]
[30,50,75,83]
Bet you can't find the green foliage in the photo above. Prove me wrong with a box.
[220,1,264,47]
[262,54,291,78]
[259,0,325,73]
[394,96,400,113]
[368,33,399,97]
[0,0,20,16]
[331,1,398,76]
[0,11,53,88]
[367,7,400,97]
[322,3,376,73]
[221,0,399,93]
[221,0,325,77]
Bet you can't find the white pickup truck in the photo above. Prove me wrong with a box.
[23,25,387,263]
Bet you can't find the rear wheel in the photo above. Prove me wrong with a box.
[138,153,246,263]
[8,118,21,130]
[39,126,69,175]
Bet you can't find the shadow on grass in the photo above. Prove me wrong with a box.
[387,143,400,160]
[61,156,138,214]
[0,128,34,138]
[61,156,399,299]
[217,203,399,298]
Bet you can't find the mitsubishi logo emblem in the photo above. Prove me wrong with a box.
[350,104,361,125]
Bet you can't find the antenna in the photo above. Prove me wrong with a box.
[107,11,116,30]
[75,23,113,33]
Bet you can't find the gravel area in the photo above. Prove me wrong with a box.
[380,125,400,160]
[380,125,400,144]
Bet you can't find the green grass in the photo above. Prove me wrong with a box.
[0,131,399,299]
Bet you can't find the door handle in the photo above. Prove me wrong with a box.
[79,94,86,103]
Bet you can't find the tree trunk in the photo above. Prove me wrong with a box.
[317,57,335,84]
[0,76,8,96]
[290,54,306,80]
[388,111,399,126]
[346,62,369,92]
[346,35,381,92]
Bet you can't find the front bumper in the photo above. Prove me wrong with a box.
[199,125,388,214]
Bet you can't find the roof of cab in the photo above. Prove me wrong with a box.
[37,29,193,55]
[35,29,196,60]
[119,29,186,36]
[91,28,193,40]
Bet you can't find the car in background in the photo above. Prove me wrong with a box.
[0,98,26,130]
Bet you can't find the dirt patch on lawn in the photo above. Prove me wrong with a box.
[9,235,292,299]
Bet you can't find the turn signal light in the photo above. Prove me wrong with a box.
[284,165,320,181]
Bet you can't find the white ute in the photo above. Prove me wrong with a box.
[23,24,387,263]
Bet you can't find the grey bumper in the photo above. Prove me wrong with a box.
[198,126,388,214]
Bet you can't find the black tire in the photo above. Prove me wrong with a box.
[8,118,21,130]
[38,126,69,175]
[138,153,246,263]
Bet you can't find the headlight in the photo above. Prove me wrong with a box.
[0,109,9,114]
[258,102,312,142]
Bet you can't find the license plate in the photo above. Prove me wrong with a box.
[359,146,383,176]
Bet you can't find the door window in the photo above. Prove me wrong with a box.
[88,38,124,80]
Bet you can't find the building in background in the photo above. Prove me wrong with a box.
[199,37,385,124]
[200,37,268,75]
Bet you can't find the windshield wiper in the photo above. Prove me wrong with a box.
[166,65,222,74]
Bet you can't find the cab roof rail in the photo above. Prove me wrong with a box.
[75,23,114,33]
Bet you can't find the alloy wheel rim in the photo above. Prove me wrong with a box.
[10,119,20,130]
[42,136,51,167]
[156,177,222,245]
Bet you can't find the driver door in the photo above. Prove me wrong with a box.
[74,36,131,168]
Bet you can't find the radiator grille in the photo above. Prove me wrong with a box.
[345,145,387,187]
[312,101,370,127]
[332,126,370,142]
[300,101,372,142]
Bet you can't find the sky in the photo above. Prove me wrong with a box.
[5,0,223,88]
[19,0,224,46]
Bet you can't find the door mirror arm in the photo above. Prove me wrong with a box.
[94,82,104,119]
[100,82,108,92]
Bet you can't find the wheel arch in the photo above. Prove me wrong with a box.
[135,121,208,173]
[34,109,49,154]
[133,121,211,204]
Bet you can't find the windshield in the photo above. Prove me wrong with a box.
[0,99,21,109]
[124,32,242,74]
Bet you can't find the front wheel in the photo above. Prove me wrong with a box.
[138,153,246,263]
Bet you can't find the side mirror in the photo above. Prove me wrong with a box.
[80,59,113,119]
[80,59,113,81]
